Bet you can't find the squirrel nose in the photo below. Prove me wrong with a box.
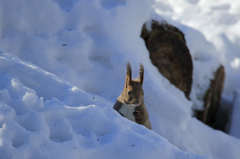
[136,99,140,104]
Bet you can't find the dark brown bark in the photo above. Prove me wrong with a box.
[196,66,225,126]
[141,21,193,99]
[141,20,226,129]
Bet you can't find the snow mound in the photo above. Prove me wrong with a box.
[229,89,240,138]
[0,49,108,107]
[0,51,208,159]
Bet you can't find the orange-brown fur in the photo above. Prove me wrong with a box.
[113,62,151,129]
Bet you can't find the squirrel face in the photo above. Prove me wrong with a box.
[121,62,144,106]
[123,81,144,106]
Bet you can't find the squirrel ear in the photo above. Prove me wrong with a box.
[125,62,132,88]
[139,63,144,85]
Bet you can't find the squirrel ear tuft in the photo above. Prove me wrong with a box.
[125,62,132,88]
[139,63,144,85]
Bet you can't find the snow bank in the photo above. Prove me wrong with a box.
[0,0,240,158]
[0,49,108,107]
[0,51,208,159]
[229,89,240,138]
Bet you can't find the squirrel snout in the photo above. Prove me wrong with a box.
[136,99,140,104]
[135,97,142,105]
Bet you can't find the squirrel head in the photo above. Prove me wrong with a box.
[120,62,144,106]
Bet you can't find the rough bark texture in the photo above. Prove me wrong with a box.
[141,21,193,99]
[196,66,225,126]
[141,20,225,130]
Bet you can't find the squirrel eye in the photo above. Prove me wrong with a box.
[128,91,132,95]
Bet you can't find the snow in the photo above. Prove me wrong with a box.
[229,89,240,139]
[0,51,208,159]
[0,0,240,159]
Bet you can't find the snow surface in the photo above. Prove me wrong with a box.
[0,50,209,159]
[0,0,240,159]
[229,89,240,139]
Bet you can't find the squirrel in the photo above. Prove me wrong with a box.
[113,62,152,129]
